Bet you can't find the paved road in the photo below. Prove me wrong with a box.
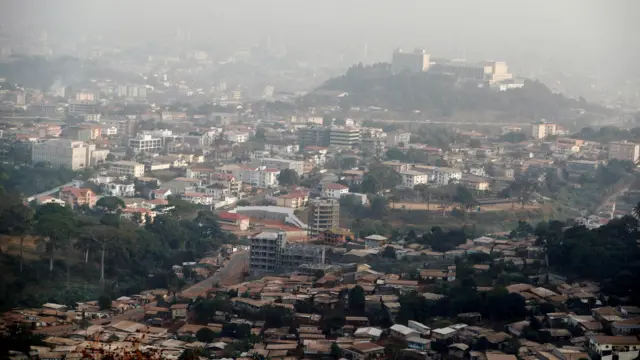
[181,250,248,298]
[108,251,248,322]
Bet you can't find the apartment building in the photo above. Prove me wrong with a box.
[181,192,215,206]
[59,187,97,208]
[609,141,640,163]
[257,157,304,175]
[238,166,279,188]
[399,170,428,188]
[531,121,557,139]
[276,191,309,209]
[308,198,340,238]
[298,127,330,148]
[129,133,163,153]
[249,232,325,274]
[330,127,361,147]
[434,167,462,185]
[224,131,249,143]
[32,139,96,170]
[103,182,135,197]
[386,131,412,146]
[322,183,350,198]
[110,161,145,178]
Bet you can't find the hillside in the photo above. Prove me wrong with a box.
[308,63,610,121]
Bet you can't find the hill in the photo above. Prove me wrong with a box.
[308,63,610,121]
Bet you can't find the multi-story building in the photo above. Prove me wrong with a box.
[434,167,462,185]
[32,139,96,170]
[298,127,330,148]
[330,127,361,147]
[276,191,309,209]
[588,336,640,360]
[110,161,145,178]
[102,182,135,197]
[399,170,428,188]
[531,121,557,139]
[181,192,215,206]
[386,132,412,147]
[391,48,430,73]
[224,131,249,143]
[59,187,97,208]
[129,133,163,153]
[609,141,640,163]
[238,166,279,188]
[257,158,304,175]
[249,232,325,274]
[67,100,98,115]
[65,125,101,141]
[308,198,340,238]
[322,183,350,198]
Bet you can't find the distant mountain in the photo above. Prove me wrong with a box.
[308,63,610,121]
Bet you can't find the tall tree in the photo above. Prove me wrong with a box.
[348,285,366,315]
[361,165,402,194]
[96,196,126,213]
[34,204,76,274]
[0,197,34,272]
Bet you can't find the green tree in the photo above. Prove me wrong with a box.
[196,327,216,343]
[348,285,366,314]
[98,294,112,310]
[370,196,389,218]
[34,204,76,274]
[96,196,126,213]
[330,343,342,359]
[361,165,402,193]
[277,169,300,186]
[0,196,34,272]
[382,246,397,259]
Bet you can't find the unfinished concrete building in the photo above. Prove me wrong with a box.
[308,197,340,240]
[250,232,325,274]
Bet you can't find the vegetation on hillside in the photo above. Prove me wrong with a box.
[310,63,609,118]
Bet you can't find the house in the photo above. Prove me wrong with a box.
[354,327,383,340]
[432,327,457,340]
[408,320,431,337]
[364,234,387,249]
[103,182,135,197]
[407,337,431,351]
[449,343,470,358]
[150,188,172,200]
[59,187,97,208]
[37,196,67,206]
[389,324,419,340]
[343,342,385,360]
[170,303,188,319]
[321,228,353,245]
[181,192,214,206]
[588,336,640,360]
[231,297,267,313]
[218,212,250,231]
[322,183,349,199]
[276,191,309,209]
[461,174,491,191]
[611,318,640,336]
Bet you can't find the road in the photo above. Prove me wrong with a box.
[181,250,248,298]
[108,251,248,322]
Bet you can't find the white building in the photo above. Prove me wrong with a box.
[110,161,146,178]
[264,143,299,155]
[85,113,101,122]
[257,157,304,175]
[239,166,279,188]
[399,170,428,188]
[386,132,412,147]
[588,336,640,360]
[181,192,215,206]
[129,133,162,153]
[434,168,462,185]
[225,131,249,143]
[103,182,135,197]
[101,126,118,137]
[323,183,350,199]
[330,127,361,147]
[32,139,96,170]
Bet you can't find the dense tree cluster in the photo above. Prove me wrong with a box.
[0,183,232,310]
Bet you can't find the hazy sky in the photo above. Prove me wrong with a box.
[1,0,638,70]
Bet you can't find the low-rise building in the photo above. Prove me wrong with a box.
[435,167,462,185]
[588,336,640,360]
[399,170,428,188]
[59,187,97,208]
[103,182,135,197]
[389,324,419,340]
[110,161,145,178]
[181,192,214,206]
[322,183,349,199]
[218,212,250,231]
